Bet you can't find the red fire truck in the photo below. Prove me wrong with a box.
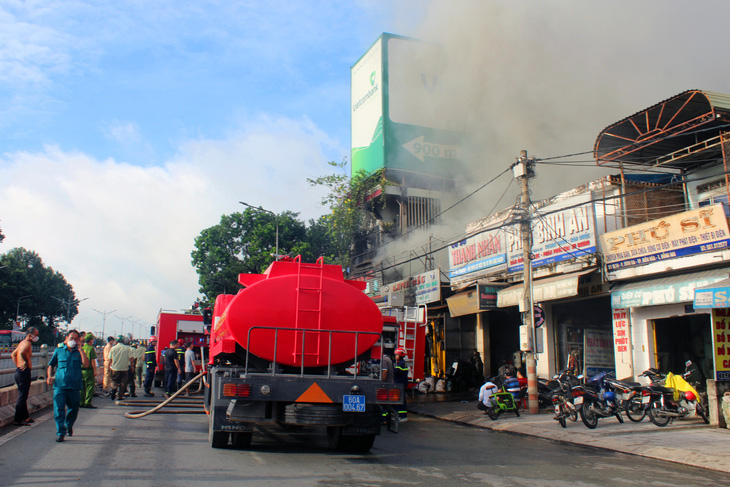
[151,310,207,385]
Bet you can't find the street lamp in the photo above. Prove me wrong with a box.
[240,201,279,259]
[16,295,32,329]
[51,295,89,330]
[114,315,133,337]
[92,308,116,341]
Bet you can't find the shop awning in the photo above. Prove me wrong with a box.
[611,267,730,309]
[497,270,593,309]
[693,277,730,308]
[447,283,507,317]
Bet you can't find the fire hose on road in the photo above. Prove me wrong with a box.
[122,371,206,419]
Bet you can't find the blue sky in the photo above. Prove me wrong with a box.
[1,1,400,165]
[3,1,730,337]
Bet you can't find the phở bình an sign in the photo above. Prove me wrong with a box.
[506,195,596,272]
[601,204,730,272]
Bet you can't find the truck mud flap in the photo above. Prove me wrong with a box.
[226,399,268,423]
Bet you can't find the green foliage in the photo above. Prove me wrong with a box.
[0,247,78,344]
[307,159,385,268]
[191,208,315,301]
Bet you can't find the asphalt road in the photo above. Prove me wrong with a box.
[0,397,728,486]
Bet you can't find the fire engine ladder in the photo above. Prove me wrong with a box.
[293,255,325,364]
[400,306,423,381]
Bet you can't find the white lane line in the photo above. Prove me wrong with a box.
[0,410,54,447]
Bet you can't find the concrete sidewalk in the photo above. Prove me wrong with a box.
[408,394,730,475]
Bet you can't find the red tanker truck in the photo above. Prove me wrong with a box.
[204,256,404,452]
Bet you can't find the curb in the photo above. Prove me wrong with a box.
[410,404,730,475]
[0,391,54,429]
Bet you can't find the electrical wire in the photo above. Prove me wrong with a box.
[368,166,730,275]
[348,167,513,264]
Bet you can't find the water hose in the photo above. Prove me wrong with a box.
[124,371,205,418]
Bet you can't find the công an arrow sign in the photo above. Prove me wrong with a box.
[402,136,461,162]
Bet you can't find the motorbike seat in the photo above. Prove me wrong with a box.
[647,385,674,394]
[610,379,642,389]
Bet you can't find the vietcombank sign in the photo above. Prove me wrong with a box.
[351,34,463,186]
[351,37,384,176]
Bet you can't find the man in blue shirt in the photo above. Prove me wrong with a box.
[47,329,90,442]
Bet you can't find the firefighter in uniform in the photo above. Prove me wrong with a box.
[176,338,186,390]
[143,337,157,397]
[393,348,409,421]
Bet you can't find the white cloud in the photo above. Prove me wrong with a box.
[103,119,140,144]
[0,114,337,337]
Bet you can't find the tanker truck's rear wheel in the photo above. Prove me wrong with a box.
[326,426,375,453]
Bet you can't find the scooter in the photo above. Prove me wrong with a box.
[479,376,520,420]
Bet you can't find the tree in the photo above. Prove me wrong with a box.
[191,208,313,301]
[0,247,78,344]
[307,159,386,268]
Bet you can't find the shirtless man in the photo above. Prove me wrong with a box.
[11,327,40,426]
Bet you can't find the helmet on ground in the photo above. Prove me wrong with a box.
[394,348,407,356]
[684,391,696,401]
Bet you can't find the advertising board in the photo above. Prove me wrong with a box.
[507,196,597,272]
[448,229,507,280]
[711,308,730,380]
[601,204,730,272]
[382,270,441,306]
[351,37,384,176]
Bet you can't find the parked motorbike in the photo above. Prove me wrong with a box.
[604,375,646,423]
[480,375,521,420]
[573,371,624,429]
[646,362,709,426]
[551,370,580,428]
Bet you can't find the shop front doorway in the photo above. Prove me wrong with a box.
[652,314,713,381]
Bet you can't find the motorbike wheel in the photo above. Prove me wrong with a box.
[648,404,671,427]
[568,406,578,422]
[558,416,567,428]
[487,406,501,420]
[696,403,710,424]
[580,405,598,429]
[625,398,646,423]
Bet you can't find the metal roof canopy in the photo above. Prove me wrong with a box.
[594,90,730,170]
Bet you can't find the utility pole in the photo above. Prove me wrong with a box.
[513,150,539,414]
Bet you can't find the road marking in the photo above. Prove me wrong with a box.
[0,410,53,447]
[249,451,266,465]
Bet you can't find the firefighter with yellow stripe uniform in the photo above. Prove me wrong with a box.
[143,337,157,397]
[394,348,409,421]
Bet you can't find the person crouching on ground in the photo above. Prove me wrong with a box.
[47,329,89,442]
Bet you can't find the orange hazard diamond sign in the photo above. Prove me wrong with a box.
[295,383,333,403]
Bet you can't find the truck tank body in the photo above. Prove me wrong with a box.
[211,257,382,368]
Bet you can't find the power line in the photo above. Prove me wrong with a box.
[368,166,730,275]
